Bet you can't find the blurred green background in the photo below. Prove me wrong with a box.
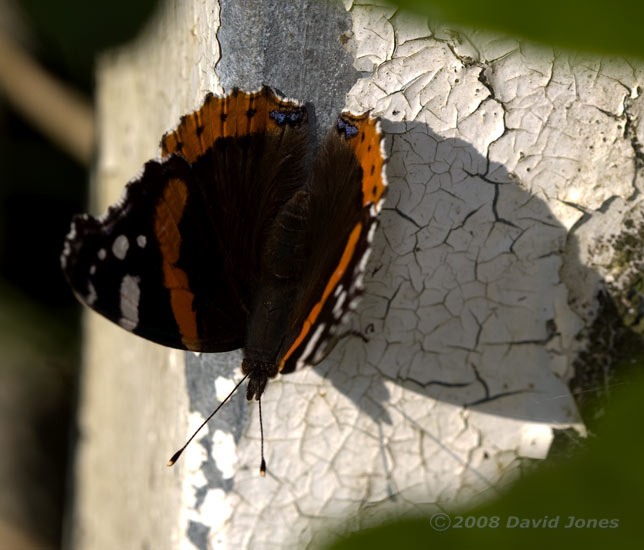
[398,0,644,57]
[0,1,157,547]
[1,0,643,548]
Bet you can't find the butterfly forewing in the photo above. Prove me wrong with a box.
[62,89,311,353]
[160,86,307,161]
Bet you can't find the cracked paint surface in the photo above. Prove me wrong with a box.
[87,1,644,549]
[192,5,602,549]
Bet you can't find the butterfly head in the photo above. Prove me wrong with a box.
[241,359,279,401]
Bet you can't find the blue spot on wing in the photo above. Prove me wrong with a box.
[337,118,359,139]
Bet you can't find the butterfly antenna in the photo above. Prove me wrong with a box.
[167,372,250,467]
[259,395,267,476]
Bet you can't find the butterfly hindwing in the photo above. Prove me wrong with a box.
[278,112,387,373]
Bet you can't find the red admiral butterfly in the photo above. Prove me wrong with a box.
[61,87,387,473]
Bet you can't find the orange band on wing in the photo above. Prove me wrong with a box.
[154,178,199,349]
[279,222,363,370]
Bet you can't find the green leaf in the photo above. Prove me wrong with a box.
[393,0,644,58]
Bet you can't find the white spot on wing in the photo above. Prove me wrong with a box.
[367,218,377,241]
[60,244,70,267]
[296,323,326,370]
[98,248,107,260]
[374,197,385,213]
[89,265,96,275]
[137,235,147,248]
[67,222,77,241]
[332,289,347,318]
[86,281,97,306]
[112,235,129,260]
[118,274,140,330]
[351,273,365,293]
[359,250,371,272]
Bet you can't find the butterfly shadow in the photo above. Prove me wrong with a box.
[312,118,596,431]
[179,117,598,508]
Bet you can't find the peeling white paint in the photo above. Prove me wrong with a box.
[350,4,396,72]
[179,412,216,550]
[203,489,234,549]
[336,0,600,523]
[211,430,238,479]
[214,376,236,401]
